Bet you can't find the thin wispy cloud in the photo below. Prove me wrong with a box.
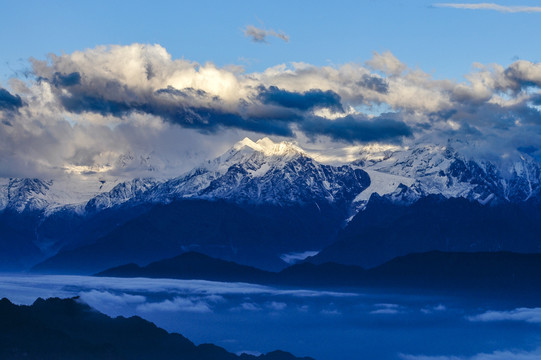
[243,25,289,43]
[400,347,541,360]
[371,303,402,315]
[0,274,357,303]
[468,307,541,323]
[137,297,213,313]
[434,3,541,13]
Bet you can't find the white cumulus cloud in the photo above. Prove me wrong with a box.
[3,43,541,182]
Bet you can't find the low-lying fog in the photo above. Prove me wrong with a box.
[1,274,540,360]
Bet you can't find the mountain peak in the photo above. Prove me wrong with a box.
[233,137,260,151]
[233,137,304,157]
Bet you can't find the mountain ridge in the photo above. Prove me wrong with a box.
[4,137,541,272]
[4,138,541,218]
[95,250,541,296]
[0,296,314,360]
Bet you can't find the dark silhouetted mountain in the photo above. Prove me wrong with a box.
[97,252,368,288]
[96,250,541,296]
[365,251,541,293]
[0,297,314,360]
[277,262,367,288]
[97,251,276,283]
[97,251,367,288]
[311,195,541,268]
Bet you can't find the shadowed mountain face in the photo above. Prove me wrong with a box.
[33,199,346,273]
[0,297,314,360]
[25,193,541,275]
[0,210,44,270]
[310,195,541,268]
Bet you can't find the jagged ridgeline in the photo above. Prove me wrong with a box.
[0,297,313,360]
[2,137,541,273]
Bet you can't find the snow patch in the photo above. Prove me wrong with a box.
[280,251,320,264]
[355,170,415,202]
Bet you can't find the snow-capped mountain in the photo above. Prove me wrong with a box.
[0,177,122,214]
[0,137,371,216]
[84,178,162,213]
[146,137,370,206]
[3,137,541,217]
[0,178,53,213]
[5,136,541,272]
[352,142,541,208]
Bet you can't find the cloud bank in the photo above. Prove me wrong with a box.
[2,43,541,179]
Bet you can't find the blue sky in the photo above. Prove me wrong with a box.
[1,1,541,180]
[2,0,541,83]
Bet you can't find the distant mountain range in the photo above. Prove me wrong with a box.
[3,137,541,272]
[0,297,313,360]
[0,138,371,213]
[97,251,541,296]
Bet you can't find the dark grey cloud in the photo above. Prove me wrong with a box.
[44,71,410,143]
[0,87,23,111]
[63,94,295,137]
[509,103,541,126]
[429,109,457,121]
[52,72,81,87]
[301,114,413,143]
[50,78,297,137]
[358,74,389,94]
[165,107,296,137]
[257,86,344,112]
[59,93,133,117]
[436,99,541,130]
